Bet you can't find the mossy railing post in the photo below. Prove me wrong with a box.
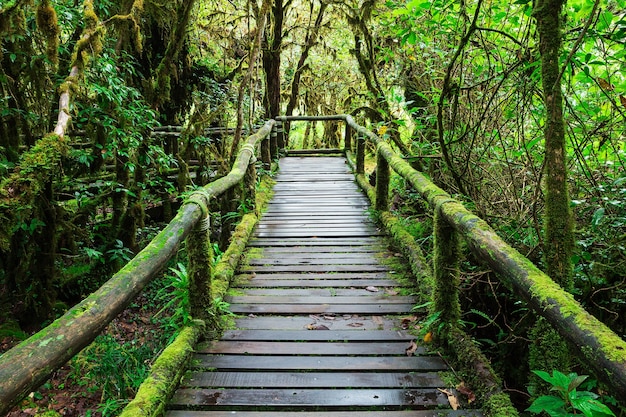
[356,133,365,175]
[344,122,352,153]
[261,135,271,170]
[242,143,257,212]
[276,120,285,153]
[433,204,461,333]
[270,123,279,160]
[184,190,216,331]
[375,145,390,211]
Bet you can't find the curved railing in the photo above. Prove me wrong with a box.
[276,114,626,399]
[0,120,277,415]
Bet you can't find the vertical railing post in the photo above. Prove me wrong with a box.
[185,190,216,330]
[375,146,389,211]
[432,204,461,331]
[261,136,271,170]
[276,120,285,153]
[270,123,278,160]
[241,144,257,212]
[356,134,365,175]
[344,122,352,153]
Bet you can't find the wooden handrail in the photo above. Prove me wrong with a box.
[0,120,275,415]
[278,114,626,398]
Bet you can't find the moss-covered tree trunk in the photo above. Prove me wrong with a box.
[535,0,574,290]
[529,0,574,394]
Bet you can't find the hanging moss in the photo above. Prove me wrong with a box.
[70,0,104,71]
[36,0,60,67]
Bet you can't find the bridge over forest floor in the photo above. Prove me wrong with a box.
[165,156,483,416]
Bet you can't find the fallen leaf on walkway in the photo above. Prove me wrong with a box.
[405,340,418,356]
[347,322,364,327]
[323,315,336,320]
[438,389,459,410]
[365,286,379,292]
[400,316,418,329]
[456,382,476,403]
[307,324,330,330]
[248,314,257,318]
[385,289,398,296]
[423,331,433,343]
[372,316,384,325]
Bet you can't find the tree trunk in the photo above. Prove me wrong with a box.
[535,0,574,290]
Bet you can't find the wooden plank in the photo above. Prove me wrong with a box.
[246,257,387,266]
[236,272,394,280]
[221,329,412,341]
[168,388,451,408]
[248,237,382,246]
[226,295,416,305]
[167,411,483,417]
[197,341,424,355]
[237,288,403,296]
[229,304,414,314]
[239,279,402,288]
[233,315,404,331]
[239,265,390,273]
[191,355,447,371]
[255,246,384,254]
[181,371,445,388]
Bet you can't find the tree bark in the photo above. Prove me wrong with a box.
[534,0,574,290]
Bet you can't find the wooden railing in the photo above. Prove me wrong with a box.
[276,114,626,399]
[0,120,278,415]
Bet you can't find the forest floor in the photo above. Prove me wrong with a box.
[2,289,169,417]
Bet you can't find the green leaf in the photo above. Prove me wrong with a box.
[527,395,567,415]
[567,374,588,391]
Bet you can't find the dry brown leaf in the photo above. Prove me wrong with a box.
[385,289,399,296]
[365,286,379,292]
[400,316,418,329]
[620,95,626,109]
[456,381,476,404]
[307,324,330,330]
[405,340,418,356]
[372,316,384,325]
[323,315,336,321]
[437,388,459,410]
[347,322,364,328]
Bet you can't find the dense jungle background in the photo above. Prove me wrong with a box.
[1,0,625,415]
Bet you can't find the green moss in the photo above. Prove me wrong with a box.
[483,392,519,417]
[36,0,60,66]
[118,322,204,417]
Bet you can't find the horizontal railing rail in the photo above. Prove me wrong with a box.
[276,114,626,399]
[0,120,276,415]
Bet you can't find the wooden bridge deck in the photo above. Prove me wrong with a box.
[166,156,482,416]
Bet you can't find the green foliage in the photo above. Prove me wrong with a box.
[155,262,192,332]
[527,370,615,417]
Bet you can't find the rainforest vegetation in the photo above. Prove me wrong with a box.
[1,0,625,414]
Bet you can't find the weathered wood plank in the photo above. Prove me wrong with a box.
[181,371,445,388]
[247,237,383,246]
[239,279,402,287]
[232,315,405,331]
[238,265,390,273]
[190,355,447,371]
[196,341,424,355]
[166,411,482,417]
[168,388,451,408]
[236,272,395,280]
[220,329,412,341]
[246,257,389,266]
[237,288,403,296]
[229,304,414,314]
[226,295,416,305]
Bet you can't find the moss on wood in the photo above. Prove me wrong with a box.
[118,322,204,417]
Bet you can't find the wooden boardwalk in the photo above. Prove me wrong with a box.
[166,156,481,416]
